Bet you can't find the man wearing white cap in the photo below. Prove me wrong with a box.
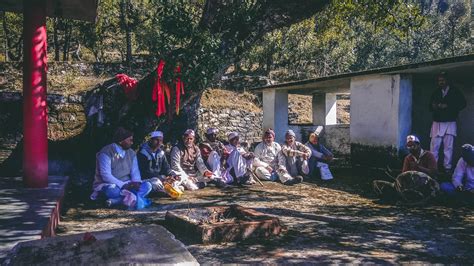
[137,130,176,193]
[277,129,311,185]
[170,129,213,190]
[253,129,281,181]
[402,135,437,176]
[373,135,439,204]
[305,126,334,181]
[225,132,253,185]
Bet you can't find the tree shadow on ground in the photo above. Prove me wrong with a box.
[58,173,474,264]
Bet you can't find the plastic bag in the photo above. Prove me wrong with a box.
[302,160,310,175]
[317,162,333,180]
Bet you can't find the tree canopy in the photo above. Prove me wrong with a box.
[0,0,471,88]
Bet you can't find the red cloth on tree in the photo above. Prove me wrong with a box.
[152,60,166,117]
[116,74,138,101]
[174,65,185,115]
[151,60,185,117]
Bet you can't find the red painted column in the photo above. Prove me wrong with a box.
[23,0,48,188]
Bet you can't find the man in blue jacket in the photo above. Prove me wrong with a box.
[137,131,175,193]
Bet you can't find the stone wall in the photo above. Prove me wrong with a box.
[197,108,263,144]
[0,91,88,175]
[0,86,264,176]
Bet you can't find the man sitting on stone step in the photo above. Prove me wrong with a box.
[91,127,152,208]
[277,129,310,185]
[170,129,213,190]
[225,132,254,185]
[253,128,281,182]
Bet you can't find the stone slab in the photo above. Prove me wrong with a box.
[3,226,198,265]
[0,176,68,261]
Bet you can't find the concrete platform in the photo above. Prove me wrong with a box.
[4,226,198,265]
[0,176,68,261]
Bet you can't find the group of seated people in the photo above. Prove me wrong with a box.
[373,134,474,204]
[91,126,335,208]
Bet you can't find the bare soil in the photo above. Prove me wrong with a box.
[58,171,474,264]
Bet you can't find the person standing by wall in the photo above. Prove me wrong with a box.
[429,72,466,173]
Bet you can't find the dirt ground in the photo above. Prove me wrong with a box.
[58,171,474,264]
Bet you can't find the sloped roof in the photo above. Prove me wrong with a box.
[252,54,474,94]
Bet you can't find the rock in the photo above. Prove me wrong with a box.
[0,92,21,102]
[68,94,83,103]
[47,94,67,104]
[4,226,198,265]
[230,110,240,116]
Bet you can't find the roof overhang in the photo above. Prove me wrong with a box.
[253,54,474,95]
[0,0,98,22]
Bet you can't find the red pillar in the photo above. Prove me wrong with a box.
[23,0,48,188]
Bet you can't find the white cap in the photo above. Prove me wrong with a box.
[184,129,195,137]
[206,128,218,135]
[150,131,163,138]
[406,135,420,144]
[286,130,296,137]
[314,126,323,136]
[228,132,239,141]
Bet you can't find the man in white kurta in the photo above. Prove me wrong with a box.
[225,132,253,185]
[429,73,466,172]
[277,130,311,185]
[253,129,281,181]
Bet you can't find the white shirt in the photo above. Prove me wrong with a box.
[253,142,281,168]
[441,86,450,98]
[430,121,457,137]
[452,158,474,190]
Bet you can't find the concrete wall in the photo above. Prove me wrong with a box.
[287,124,350,156]
[412,73,474,162]
[263,89,288,143]
[350,74,412,167]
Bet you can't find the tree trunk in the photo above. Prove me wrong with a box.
[2,12,9,61]
[120,0,133,64]
[62,21,71,61]
[53,18,60,61]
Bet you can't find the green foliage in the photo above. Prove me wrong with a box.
[0,0,471,90]
[239,0,472,81]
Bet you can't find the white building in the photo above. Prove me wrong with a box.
[253,55,474,168]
